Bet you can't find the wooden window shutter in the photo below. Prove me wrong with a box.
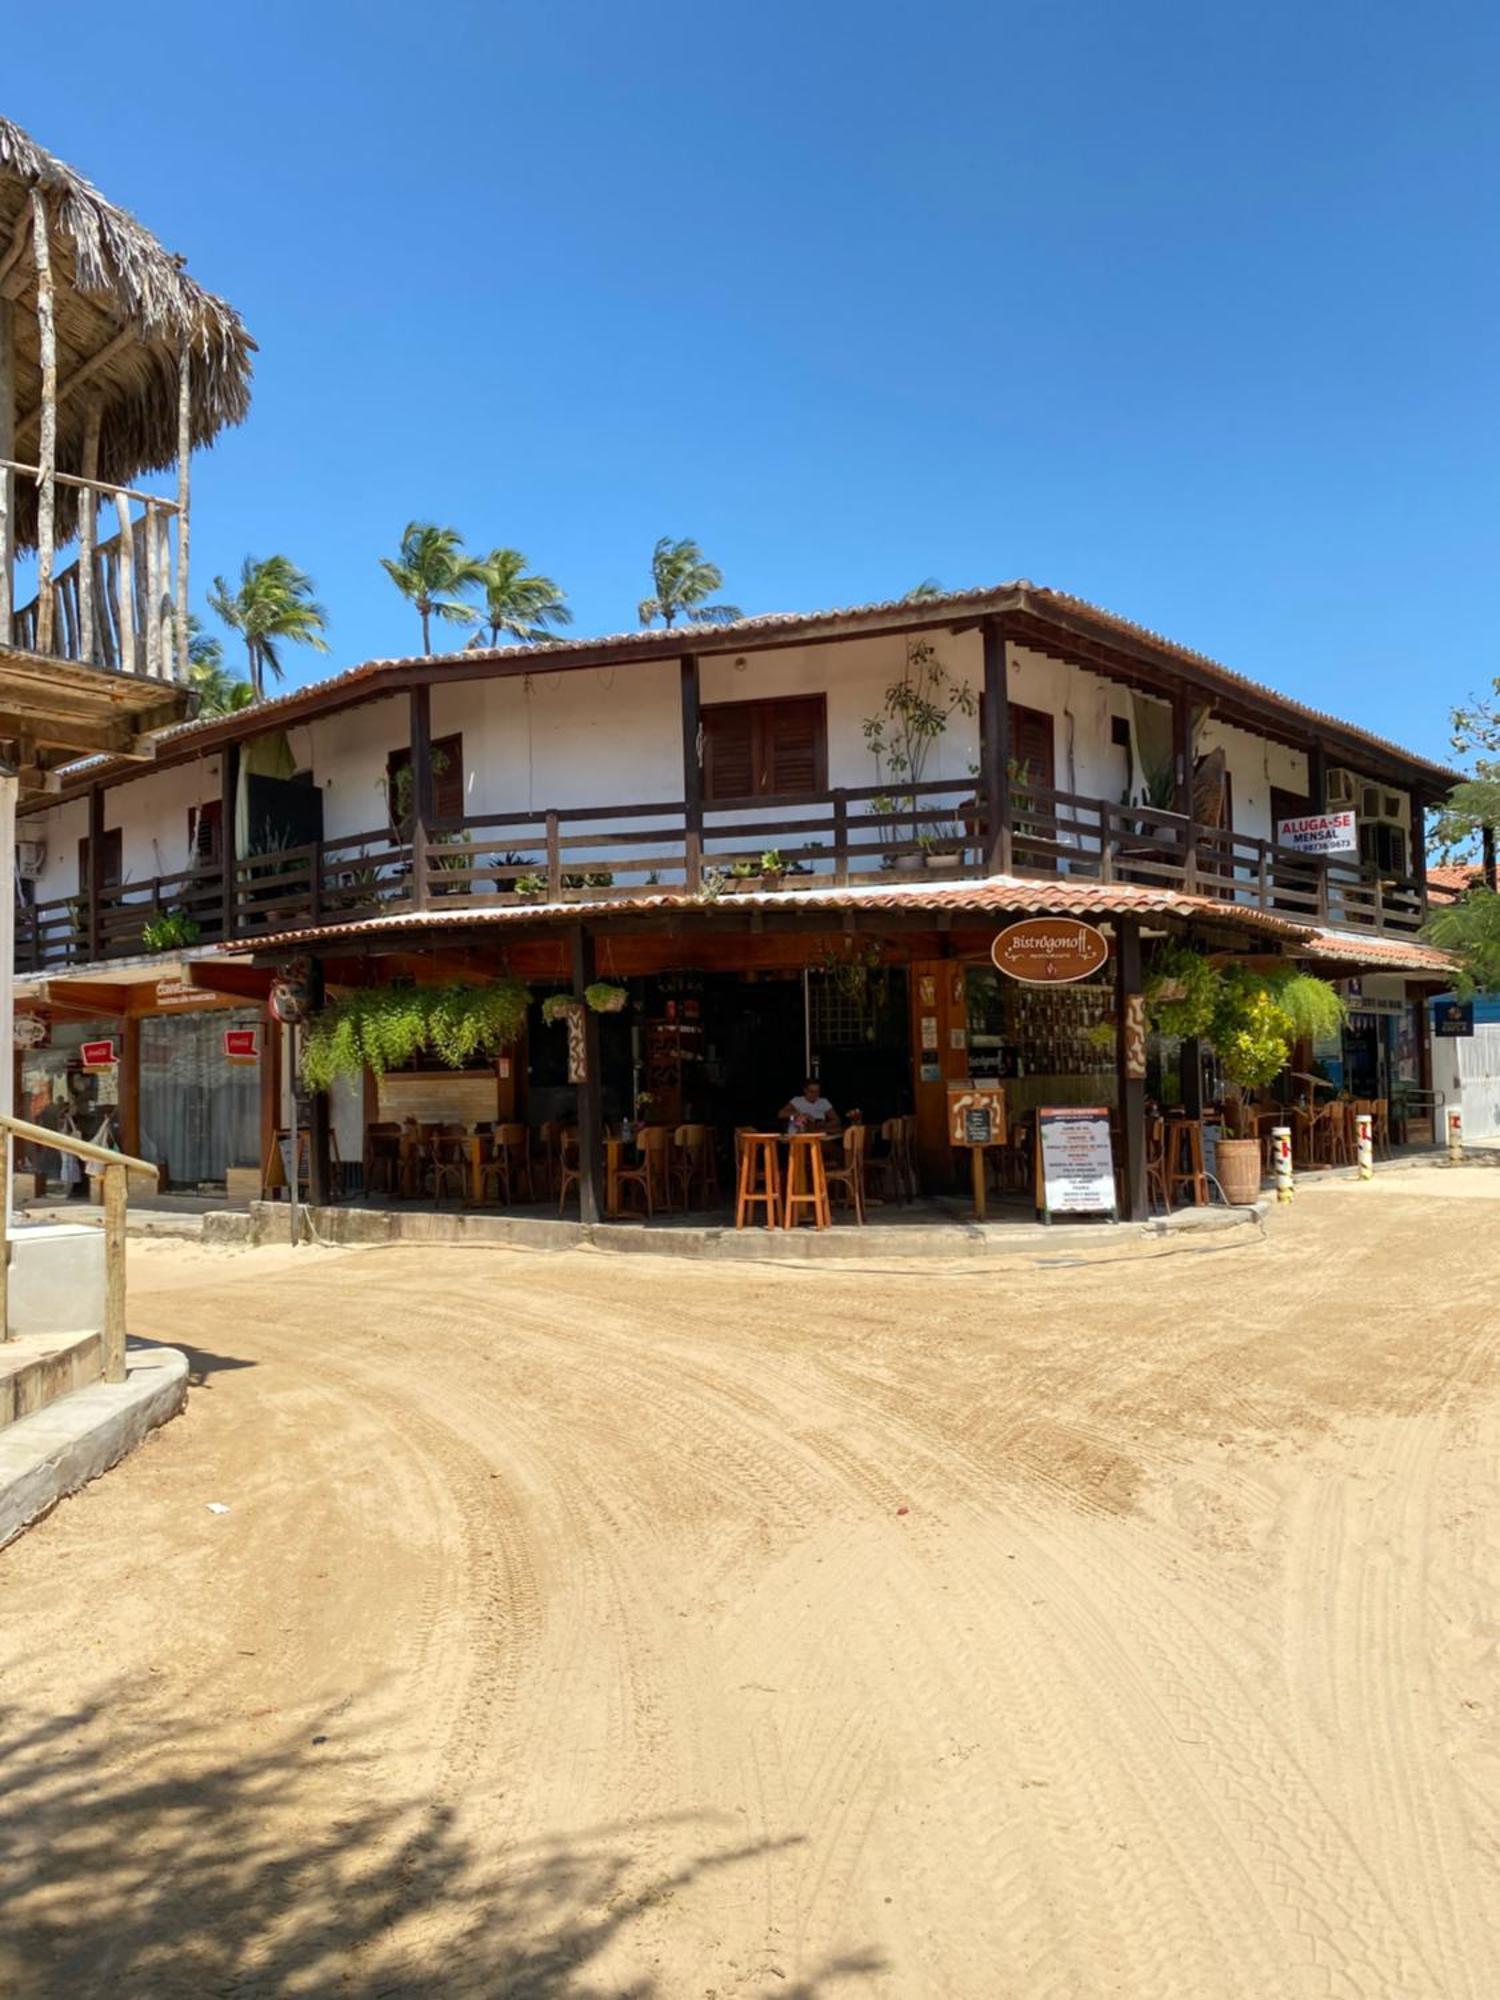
[763,698,825,796]
[703,704,757,802]
[1007,703,1056,791]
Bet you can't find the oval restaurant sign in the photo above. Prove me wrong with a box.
[991,918,1110,985]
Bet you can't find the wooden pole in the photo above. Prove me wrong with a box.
[220,741,240,942]
[77,397,101,666]
[570,923,603,1224]
[680,652,702,890]
[306,959,332,1208]
[119,1012,141,1159]
[0,294,13,647]
[980,620,1013,875]
[29,190,57,658]
[1114,919,1148,1221]
[409,684,433,909]
[102,1161,127,1382]
[114,489,137,676]
[143,499,161,678]
[175,339,192,682]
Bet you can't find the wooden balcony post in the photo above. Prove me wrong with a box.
[833,788,849,881]
[680,652,702,890]
[570,922,603,1224]
[77,397,101,665]
[1173,691,1197,886]
[306,959,333,1208]
[143,499,161,678]
[0,294,14,646]
[546,812,562,899]
[114,489,137,675]
[175,338,192,682]
[220,741,239,940]
[408,684,433,909]
[29,190,57,658]
[1114,918,1148,1222]
[981,619,1013,875]
[1409,797,1426,914]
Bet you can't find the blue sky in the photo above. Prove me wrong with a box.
[9,0,1498,760]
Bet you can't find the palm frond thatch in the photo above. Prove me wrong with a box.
[0,116,255,551]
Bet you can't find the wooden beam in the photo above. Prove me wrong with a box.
[10,326,138,443]
[0,208,33,294]
[680,653,702,890]
[29,190,57,658]
[77,397,101,666]
[175,341,191,681]
[221,741,240,943]
[980,619,1012,875]
[570,922,603,1224]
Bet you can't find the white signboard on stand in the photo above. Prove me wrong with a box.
[1036,1106,1117,1221]
[1276,811,1357,857]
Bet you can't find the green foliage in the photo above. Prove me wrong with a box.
[512,872,548,898]
[540,994,577,1025]
[1210,966,1295,1093]
[206,555,330,701]
[584,982,628,1013]
[638,536,741,628]
[862,639,975,844]
[759,849,785,873]
[185,615,254,715]
[466,548,572,649]
[141,910,201,952]
[1273,972,1348,1043]
[299,980,530,1091]
[1145,941,1219,1040]
[1426,888,1500,995]
[379,523,488,653]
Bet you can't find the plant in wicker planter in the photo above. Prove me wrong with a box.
[299,978,530,1091]
[540,994,578,1026]
[584,982,628,1014]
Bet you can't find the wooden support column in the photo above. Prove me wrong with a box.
[77,396,101,665]
[1114,919,1148,1222]
[1173,692,1198,887]
[1410,796,1427,907]
[1307,741,1327,814]
[305,958,333,1208]
[409,684,433,909]
[1484,825,1497,895]
[980,620,1013,875]
[87,786,105,962]
[680,652,702,890]
[175,338,192,681]
[220,742,240,941]
[29,189,57,658]
[0,293,13,645]
[570,923,604,1223]
[119,1012,141,1158]
[1179,1037,1204,1119]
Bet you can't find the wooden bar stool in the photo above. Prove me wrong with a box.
[735,1133,782,1229]
[1165,1116,1209,1207]
[783,1133,832,1229]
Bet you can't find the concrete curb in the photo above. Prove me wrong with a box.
[213,1196,1267,1263]
[0,1344,188,1550]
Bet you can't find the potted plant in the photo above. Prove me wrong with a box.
[724,860,758,894]
[863,635,975,862]
[487,850,535,893]
[141,909,201,953]
[512,872,548,901]
[541,994,577,1026]
[758,849,786,890]
[584,981,628,1014]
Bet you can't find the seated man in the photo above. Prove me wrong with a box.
[778,1078,841,1132]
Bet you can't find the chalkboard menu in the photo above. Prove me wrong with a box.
[947,1083,1006,1147]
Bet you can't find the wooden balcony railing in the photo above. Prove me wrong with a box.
[12,779,1429,974]
[0,459,185,680]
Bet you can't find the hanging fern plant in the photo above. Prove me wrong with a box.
[1144,941,1219,1040]
[300,979,530,1091]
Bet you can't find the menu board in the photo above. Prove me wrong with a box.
[947,1083,1006,1147]
[1036,1106,1116,1220]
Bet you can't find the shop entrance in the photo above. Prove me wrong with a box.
[139,1008,263,1188]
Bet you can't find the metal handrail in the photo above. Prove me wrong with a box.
[0,1112,155,1378]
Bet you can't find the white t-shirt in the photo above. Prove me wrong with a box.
[789,1095,837,1123]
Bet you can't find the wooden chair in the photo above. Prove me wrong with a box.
[783,1133,832,1229]
[671,1124,720,1210]
[1325,1101,1353,1168]
[615,1126,673,1218]
[1165,1116,1209,1206]
[426,1125,469,1207]
[557,1128,581,1212]
[735,1133,781,1229]
[1146,1114,1170,1214]
[364,1122,402,1198]
[481,1122,534,1205]
[823,1124,867,1225]
[865,1119,906,1205]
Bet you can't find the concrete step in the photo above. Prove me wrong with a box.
[0,1343,187,1548]
[0,1327,102,1428]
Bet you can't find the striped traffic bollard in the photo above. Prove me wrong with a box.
[1355,1112,1373,1180]
[1448,1108,1464,1162]
[1272,1125,1293,1203]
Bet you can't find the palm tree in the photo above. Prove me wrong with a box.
[638,536,742,628]
[206,556,330,702]
[465,548,573,649]
[904,578,944,601]
[379,523,487,654]
[185,615,254,715]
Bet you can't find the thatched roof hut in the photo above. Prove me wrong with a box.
[0,116,255,551]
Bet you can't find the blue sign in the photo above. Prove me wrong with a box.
[1433,999,1475,1039]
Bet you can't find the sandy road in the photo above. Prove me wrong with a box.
[2,1173,1498,1997]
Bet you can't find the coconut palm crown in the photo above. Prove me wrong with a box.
[206,556,330,702]
[466,548,573,649]
[380,523,488,654]
[638,536,742,628]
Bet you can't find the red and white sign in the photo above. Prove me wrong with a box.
[1276,810,1357,857]
[80,1038,117,1073]
[223,1027,260,1065]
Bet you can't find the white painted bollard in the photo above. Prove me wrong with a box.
[1272,1125,1293,1204]
[1355,1112,1373,1181]
[1447,1108,1464,1162]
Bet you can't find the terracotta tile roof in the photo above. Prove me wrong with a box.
[46,579,1459,796]
[215,874,1450,970]
[1425,863,1483,905]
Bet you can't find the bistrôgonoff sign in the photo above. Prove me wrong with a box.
[991,918,1110,985]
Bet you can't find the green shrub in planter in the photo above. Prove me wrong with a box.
[141,910,201,953]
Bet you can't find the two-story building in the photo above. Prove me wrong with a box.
[11,579,1456,1218]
